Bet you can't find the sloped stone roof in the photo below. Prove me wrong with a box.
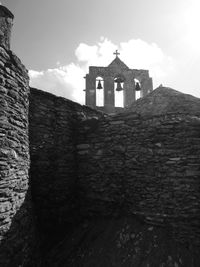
[127,86,200,116]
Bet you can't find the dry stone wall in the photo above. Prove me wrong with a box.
[29,87,200,246]
[1,3,199,265]
[0,46,35,265]
[77,112,200,243]
[29,88,103,241]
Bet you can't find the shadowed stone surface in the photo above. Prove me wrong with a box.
[29,87,200,266]
[29,88,103,244]
[76,91,200,244]
[42,217,200,267]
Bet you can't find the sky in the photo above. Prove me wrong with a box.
[2,0,200,104]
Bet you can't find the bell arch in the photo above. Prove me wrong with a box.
[134,78,142,100]
[114,74,125,108]
[96,76,104,107]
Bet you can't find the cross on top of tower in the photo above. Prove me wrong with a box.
[113,49,120,57]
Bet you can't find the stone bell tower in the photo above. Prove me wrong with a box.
[84,50,153,113]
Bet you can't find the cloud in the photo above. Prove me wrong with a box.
[29,37,175,104]
[29,64,86,104]
[75,38,117,67]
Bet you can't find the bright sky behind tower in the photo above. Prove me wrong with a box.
[2,0,200,104]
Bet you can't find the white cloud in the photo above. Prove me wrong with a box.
[118,39,176,88]
[75,38,118,67]
[29,64,85,104]
[29,37,176,104]
[29,70,44,78]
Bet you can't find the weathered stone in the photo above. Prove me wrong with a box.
[0,10,35,266]
[77,144,90,150]
[0,6,14,50]
[169,157,181,161]
[110,120,125,125]
[78,150,89,155]
[1,5,200,266]
[0,202,12,212]
[185,170,200,176]
[0,85,6,93]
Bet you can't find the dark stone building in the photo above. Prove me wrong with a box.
[85,50,153,113]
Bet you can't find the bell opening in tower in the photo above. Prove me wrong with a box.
[134,78,141,100]
[96,77,104,107]
[114,76,124,108]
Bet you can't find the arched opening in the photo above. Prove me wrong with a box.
[134,78,141,100]
[114,75,125,107]
[96,76,104,107]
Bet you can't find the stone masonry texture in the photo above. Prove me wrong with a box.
[0,5,36,266]
[77,110,200,243]
[29,87,200,248]
[29,88,103,243]
[0,6,14,50]
[0,46,35,265]
[0,4,200,265]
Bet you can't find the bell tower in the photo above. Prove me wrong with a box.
[84,50,153,113]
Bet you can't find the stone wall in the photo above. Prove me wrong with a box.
[0,46,35,265]
[1,4,199,265]
[77,112,200,243]
[29,88,103,242]
[29,86,200,246]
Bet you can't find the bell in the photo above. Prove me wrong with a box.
[97,80,103,89]
[116,82,123,91]
[135,82,141,91]
[115,77,123,83]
